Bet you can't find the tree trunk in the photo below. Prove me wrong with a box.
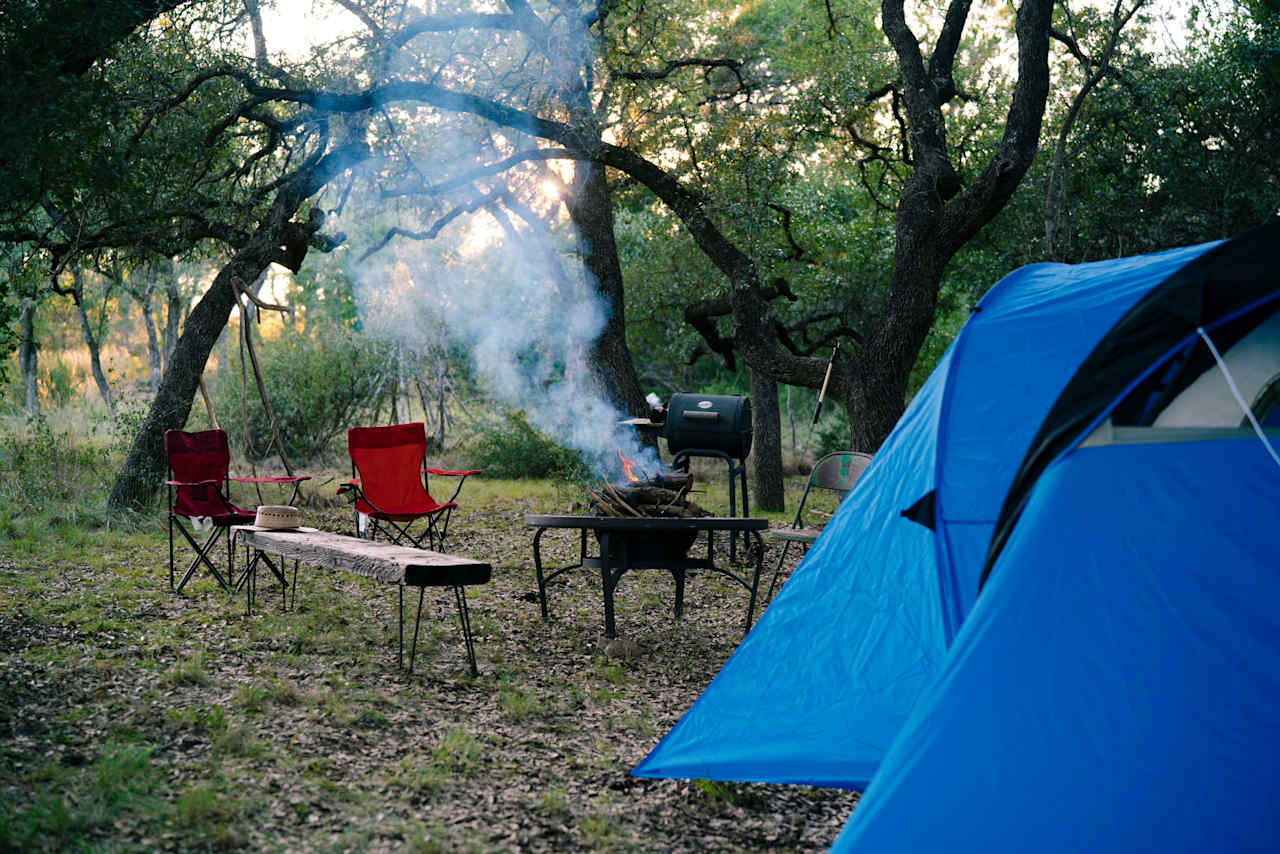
[163,277,181,371]
[564,159,650,422]
[750,370,785,511]
[137,287,163,395]
[70,268,116,421]
[19,298,38,416]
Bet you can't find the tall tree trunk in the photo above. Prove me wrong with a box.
[137,288,163,395]
[563,160,650,420]
[163,277,181,371]
[18,298,38,416]
[69,268,116,421]
[108,143,368,512]
[750,370,785,511]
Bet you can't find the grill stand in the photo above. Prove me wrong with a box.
[671,448,750,561]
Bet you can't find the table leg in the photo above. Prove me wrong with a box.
[532,527,550,621]
[599,532,622,639]
[672,568,686,619]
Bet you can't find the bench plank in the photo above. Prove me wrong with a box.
[232,526,491,587]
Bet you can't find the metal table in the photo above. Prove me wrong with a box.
[524,514,767,638]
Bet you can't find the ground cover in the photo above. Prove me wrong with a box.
[0,454,856,852]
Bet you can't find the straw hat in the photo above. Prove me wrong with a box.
[254,504,300,530]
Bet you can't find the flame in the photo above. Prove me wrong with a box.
[617,451,641,483]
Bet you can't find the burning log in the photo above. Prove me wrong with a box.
[588,469,710,518]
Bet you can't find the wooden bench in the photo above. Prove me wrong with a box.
[232,526,490,675]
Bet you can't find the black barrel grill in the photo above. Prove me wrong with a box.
[663,393,753,460]
[660,393,752,557]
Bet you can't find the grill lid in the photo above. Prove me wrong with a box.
[664,393,753,459]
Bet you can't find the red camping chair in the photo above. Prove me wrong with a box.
[341,422,480,551]
[165,429,309,594]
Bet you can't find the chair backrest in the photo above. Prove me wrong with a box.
[348,422,430,509]
[810,451,874,499]
[786,451,873,530]
[165,429,233,517]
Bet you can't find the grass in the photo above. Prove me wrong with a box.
[0,407,858,852]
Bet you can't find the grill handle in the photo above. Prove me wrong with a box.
[681,410,720,422]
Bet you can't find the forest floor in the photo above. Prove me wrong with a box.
[0,474,858,852]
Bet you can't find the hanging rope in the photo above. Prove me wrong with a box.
[1196,326,1280,470]
[231,275,299,502]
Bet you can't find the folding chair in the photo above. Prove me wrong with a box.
[165,429,309,594]
[765,451,873,601]
[341,422,481,552]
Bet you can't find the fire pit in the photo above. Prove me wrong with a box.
[524,514,768,639]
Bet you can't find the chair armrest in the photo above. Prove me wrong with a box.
[230,475,312,484]
[424,468,482,477]
[164,478,221,487]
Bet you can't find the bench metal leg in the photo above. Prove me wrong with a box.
[453,585,478,677]
[409,586,426,672]
[404,584,479,677]
[397,584,405,669]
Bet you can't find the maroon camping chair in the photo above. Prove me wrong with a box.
[340,422,480,552]
[165,429,309,594]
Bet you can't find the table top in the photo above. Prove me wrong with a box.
[524,514,767,532]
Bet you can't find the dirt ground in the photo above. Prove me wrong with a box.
[0,485,858,852]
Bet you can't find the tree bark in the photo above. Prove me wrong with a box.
[163,275,181,371]
[140,292,163,395]
[108,143,368,512]
[563,160,650,420]
[749,370,785,511]
[19,298,38,416]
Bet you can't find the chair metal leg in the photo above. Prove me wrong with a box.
[174,525,232,594]
[168,516,176,590]
[765,541,794,604]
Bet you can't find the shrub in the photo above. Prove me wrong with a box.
[210,328,390,462]
[467,411,589,480]
[0,417,106,520]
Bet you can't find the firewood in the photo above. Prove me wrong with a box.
[616,486,682,506]
[601,482,643,517]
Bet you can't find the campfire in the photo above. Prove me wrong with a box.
[586,453,711,518]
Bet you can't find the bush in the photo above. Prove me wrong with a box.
[0,416,110,531]
[468,411,589,480]
[210,329,389,462]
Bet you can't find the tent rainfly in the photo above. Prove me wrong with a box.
[635,220,1280,853]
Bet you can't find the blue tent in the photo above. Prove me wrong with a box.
[633,224,1277,792]
[835,222,1280,851]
